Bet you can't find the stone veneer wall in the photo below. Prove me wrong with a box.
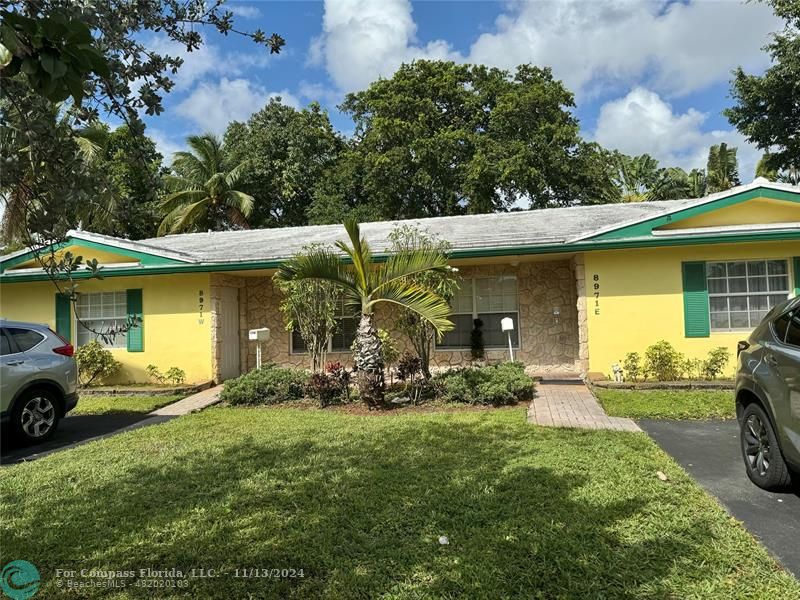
[231,259,581,376]
[572,254,590,374]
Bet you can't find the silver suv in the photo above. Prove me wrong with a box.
[736,297,800,491]
[0,320,79,443]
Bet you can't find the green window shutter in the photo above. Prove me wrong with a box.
[126,289,144,352]
[682,261,710,338]
[55,294,71,342]
[794,257,800,297]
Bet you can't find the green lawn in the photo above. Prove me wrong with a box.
[595,388,736,420]
[2,407,796,599]
[70,394,184,415]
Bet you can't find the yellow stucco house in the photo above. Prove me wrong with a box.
[1,180,798,383]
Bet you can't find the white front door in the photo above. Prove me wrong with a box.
[219,287,241,380]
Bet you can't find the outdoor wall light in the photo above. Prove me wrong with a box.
[553,307,560,324]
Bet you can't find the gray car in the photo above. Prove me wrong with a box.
[0,320,79,443]
[736,297,800,491]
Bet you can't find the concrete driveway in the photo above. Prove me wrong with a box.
[640,419,800,578]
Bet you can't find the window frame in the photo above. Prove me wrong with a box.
[435,275,521,352]
[706,258,792,333]
[4,327,46,353]
[289,297,359,355]
[74,290,130,349]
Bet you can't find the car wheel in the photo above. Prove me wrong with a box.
[740,403,792,491]
[11,388,61,444]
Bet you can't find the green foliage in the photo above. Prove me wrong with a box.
[470,318,485,360]
[433,362,535,406]
[74,340,121,386]
[377,329,400,369]
[703,347,731,380]
[220,364,308,406]
[158,134,254,235]
[644,341,685,382]
[146,364,186,385]
[274,244,340,372]
[726,0,800,172]
[223,99,343,228]
[329,61,608,218]
[387,225,459,378]
[622,352,642,382]
[0,10,109,105]
[706,143,740,193]
[683,358,705,381]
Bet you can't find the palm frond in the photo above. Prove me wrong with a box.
[225,160,250,188]
[276,247,358,296]
[158,198,209,235]
[375,248,450,292]
[338,217,373,291]
[368,280,453,335]
[223,190,255,217]
[160,189,208,212]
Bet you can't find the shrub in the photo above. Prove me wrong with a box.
[378,329,400,378]
[434,362,534,406]
[75,340,121,386]
[307,372,338,407]
[326,361,351,401]
[622,352,642,382]
[683,357,705,381]
[220,364,308,406]
[704,347,731,379]
[644,340,685,381]
[146,364,186,385]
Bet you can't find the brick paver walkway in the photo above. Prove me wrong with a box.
[149,384,224,416]
[527,382,641,432]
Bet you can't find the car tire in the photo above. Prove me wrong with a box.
[10,388,61,444]
[740,403,792,491]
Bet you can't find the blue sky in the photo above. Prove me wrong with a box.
[140,0,782,180]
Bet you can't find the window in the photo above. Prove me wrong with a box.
[0,330,12,356]
[438,276,519,349]
[75,291,128,348]
[5,328,44,352]
[707,260,790,331]
[786,314,800,347]
[291,297,358,354]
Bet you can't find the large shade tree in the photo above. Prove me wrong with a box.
[276,218,454,407]
[725,0,799,173]
[316,60,613,220]
[158,134,254,235]
[223,99,343,228]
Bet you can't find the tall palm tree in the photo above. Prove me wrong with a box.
[611,153,660,202]
[646,167,690,201]
[778,165,799,186]
[686,168,707,198]
[158,134,254,235]
[706,143,740,194]
[276,218,454,407]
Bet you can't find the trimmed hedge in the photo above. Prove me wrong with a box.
[433,362,535,406]
[220,364,308,406]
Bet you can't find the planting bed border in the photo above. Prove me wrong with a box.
[592,380,734,391]
[79,380,215,396]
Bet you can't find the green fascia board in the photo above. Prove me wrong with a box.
[588,187,800,241]
[2,228,798,284]
[0,237,190,273]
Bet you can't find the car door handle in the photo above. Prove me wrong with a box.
[765,354,778,367]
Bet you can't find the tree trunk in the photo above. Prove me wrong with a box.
[353,313,385,407]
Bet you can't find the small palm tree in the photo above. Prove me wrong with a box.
[158,134,254,235]
[276,218,454,407]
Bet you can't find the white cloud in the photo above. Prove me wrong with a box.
[148,128,184,163]
[143,36,271,92]
[594,87,762,182]
[298,81,343,107]
[311,0,461,92]
[227,3,261,19]
[175,78,300,134]
[313,0,778,98]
